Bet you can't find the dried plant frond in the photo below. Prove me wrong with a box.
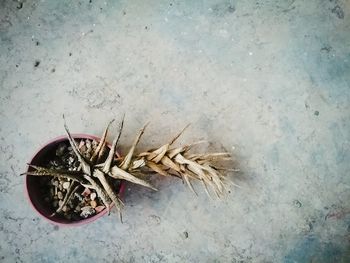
[169,124,190,146]
[118,126,233,198]
[160,156,181,172]
[63,116,91,175]
[182,173,197,196]
[24,117,235,221]
[146,161,170,176]
[93,169,124,219]
[119,122,149,170]
[22,165,86,184]
[90,119,114,164]
[102,116,124,174]
[82,173,112,215]
[109,165,157,191]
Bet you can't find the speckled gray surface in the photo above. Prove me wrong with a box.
[1,0,350,262]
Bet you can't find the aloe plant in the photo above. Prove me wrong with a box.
[23,116,234,221]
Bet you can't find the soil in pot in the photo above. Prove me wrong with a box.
[36,139,121,221]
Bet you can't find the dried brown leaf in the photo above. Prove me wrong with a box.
[102,116,124,173]
[120,123,149,170]
[63,117,91,175]
[94,169,124,220]
[146,144,169,163]
[146,161,170,176]
[90,119,114,163]
[110,165,157,191]
[160,155,181,172]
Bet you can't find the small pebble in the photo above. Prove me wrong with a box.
[183,231,189,239]
[293,200,302,208]
[56,143,67,156]
[68,156,75,164]
[91,140,98,151]
[74,192,83,201]
[53,200,58,208]
[82,188,91,197]
[80,206,95,218]
[90,192,97,201]
[95,206,105,213]
[63,182,70,189]
[58,200,64,207]
[78,140,85,149]
[90,200,97,208]
[17,2,23,9]
[62,206,68,212]
[53,180,59,187]
[75,205,81,212]
[34,60,40,68]
[57,191,63,200]
[85,139,92,152]
[79,142,87,154]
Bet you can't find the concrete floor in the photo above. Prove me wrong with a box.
[1,0,350,262]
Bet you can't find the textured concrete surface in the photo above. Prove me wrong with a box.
[1,0,350,262]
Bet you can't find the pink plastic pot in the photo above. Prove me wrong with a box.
[25,134,125,226]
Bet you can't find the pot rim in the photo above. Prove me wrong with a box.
[25,134,125,227]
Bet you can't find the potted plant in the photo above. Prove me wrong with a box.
[22,117,233,225]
